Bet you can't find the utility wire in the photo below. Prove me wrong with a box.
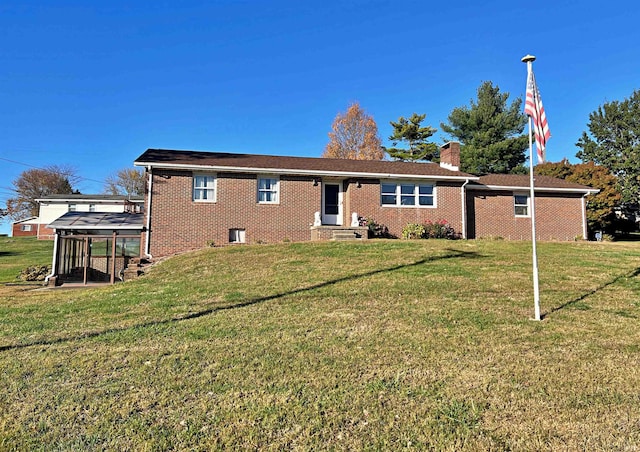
[0,156,108,185]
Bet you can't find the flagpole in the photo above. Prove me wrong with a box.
[522,54,541,321]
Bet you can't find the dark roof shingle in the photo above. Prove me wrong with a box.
[475,174,596,192]
[134,149,476,179]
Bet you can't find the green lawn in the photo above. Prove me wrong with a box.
[0,236,53,283]
[1,240,639,450]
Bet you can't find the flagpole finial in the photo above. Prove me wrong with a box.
[521,54,536,63]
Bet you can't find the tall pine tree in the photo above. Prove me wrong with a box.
[386,113,438,162]
[441,81,528,174]
[576,89,640,206]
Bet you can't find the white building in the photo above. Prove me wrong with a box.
[17,194,144,239]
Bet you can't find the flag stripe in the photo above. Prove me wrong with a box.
[524,69,550,163]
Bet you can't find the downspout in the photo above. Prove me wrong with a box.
[44,230,60,285]
[144,166,153,259]
[581,193,588,240]
[460,179,470,239]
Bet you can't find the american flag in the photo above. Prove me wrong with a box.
[524,68,550,163]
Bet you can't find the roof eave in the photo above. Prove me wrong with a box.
[50,225,144,230]
[36,198,144,203]
[134,161,479,182]
[468,183,599,194]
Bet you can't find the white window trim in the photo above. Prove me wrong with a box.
[257,175,280,204]
[514,193,530,217]
[381,181,436,208]
[193,173,217,203]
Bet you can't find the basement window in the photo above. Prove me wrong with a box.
[229,228,246,244]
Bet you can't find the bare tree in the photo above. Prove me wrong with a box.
[104,168,145,197]
[5,166,78,221]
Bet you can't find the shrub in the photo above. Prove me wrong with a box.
[423,219,458,239]
[17,265,50,281]
[359,217,392,238]
[401,223,426,240]
[401,220,459,240]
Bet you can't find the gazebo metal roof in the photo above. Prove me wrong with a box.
[48,212,144,230]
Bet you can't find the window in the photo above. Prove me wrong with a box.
[514,194,529,216]
[89,204,96,212]
[400,184,415,205]
[193,174,216,202]
[418,185,434,206]
[68,204,76,212]
[229,228,246,243]
[381,182,435,207]
[257,177,279,203]
[381,183,397,205]
[21,224,33,232]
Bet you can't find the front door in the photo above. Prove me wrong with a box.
[322,182,343,225]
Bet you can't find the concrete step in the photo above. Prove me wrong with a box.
[332,230,362,241]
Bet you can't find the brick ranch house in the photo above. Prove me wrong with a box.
[133,142,598,257]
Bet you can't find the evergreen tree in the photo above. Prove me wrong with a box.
[576,89,640,205]
[441,81,528,174]
[386,113,438,162]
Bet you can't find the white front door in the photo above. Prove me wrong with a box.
[322,182,343,225]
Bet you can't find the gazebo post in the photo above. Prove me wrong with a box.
[83,237,89,285]
[110,231,117,284]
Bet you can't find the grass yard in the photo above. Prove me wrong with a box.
[0,239,639,450]
[0,236,53,283]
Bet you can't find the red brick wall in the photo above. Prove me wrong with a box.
[147,170,322,256]
[348,179,465,238]
[12,224,38,237]
[37,225,55,240]
[146,169,586,256]
[13,224,75,240]
[467,190,585,240]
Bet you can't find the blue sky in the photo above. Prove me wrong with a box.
[1,0,639,234]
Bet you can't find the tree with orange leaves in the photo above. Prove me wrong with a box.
[323,102,384,160]
[536,159,622,235]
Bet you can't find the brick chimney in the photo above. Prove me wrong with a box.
[440,142,460,172]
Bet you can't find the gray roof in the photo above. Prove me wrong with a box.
[48,212,144,230]
[36,194,144,202]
